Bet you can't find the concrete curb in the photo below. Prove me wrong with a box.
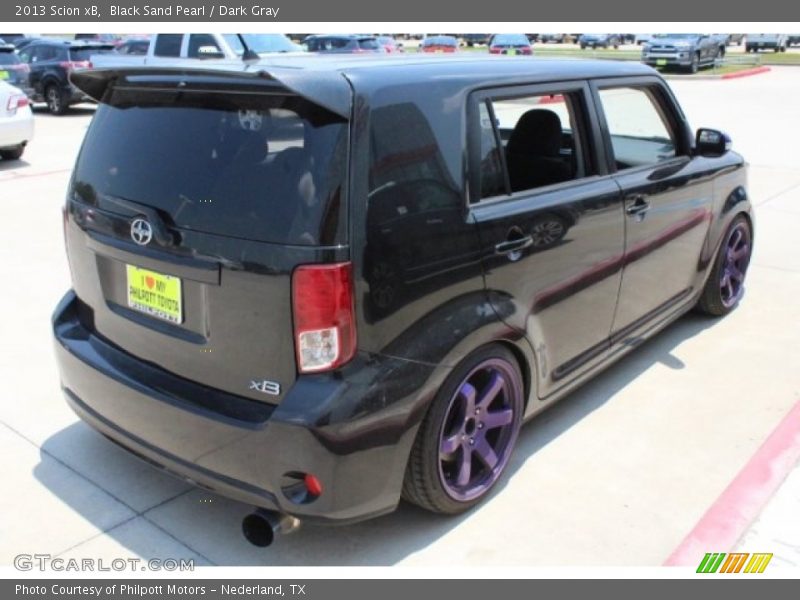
[664,66,772,81]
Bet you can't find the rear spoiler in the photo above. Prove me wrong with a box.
[70,63,352,119]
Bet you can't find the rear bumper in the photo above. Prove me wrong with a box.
[0,107,34,149]
[53,291,439,524]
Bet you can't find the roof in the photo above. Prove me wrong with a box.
[72,55,658,119]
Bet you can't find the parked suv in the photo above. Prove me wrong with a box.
[642,33,726,73]
[0,43,32,96]
[54,57,753,546]
[17,39,114,114]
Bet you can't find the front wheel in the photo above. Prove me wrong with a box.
[688,52,700,73]
[696,216,752,316]
[402,345,524,514]
[0,144,25,161]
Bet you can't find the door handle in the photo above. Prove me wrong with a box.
[494,235,533,256]
[625,195,651,216]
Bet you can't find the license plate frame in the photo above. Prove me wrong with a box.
[126,264,183,324]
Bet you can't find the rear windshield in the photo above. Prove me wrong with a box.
[0,52,20,65]
[357,38,380,50]
[491,34,529,46]
[71,89,349,246]
[69,47,113,60]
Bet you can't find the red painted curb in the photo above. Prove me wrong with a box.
[721,66,771,80]
[664,399,800,566]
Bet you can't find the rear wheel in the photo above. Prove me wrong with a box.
[402,344,524,514]
[46,84,68,115]
[696,216,752,316]
[0,145,25,161]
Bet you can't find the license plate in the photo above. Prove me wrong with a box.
[656,59,667,66]
[508,49,517,55]
[126,265,183,324]
[0,71,8,80]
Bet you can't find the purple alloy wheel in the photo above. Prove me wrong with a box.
[720,222,751,308]
[437,358,522,502]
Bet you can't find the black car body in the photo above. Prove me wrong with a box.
[642,34,726,72]
[53,56,753,536]
[0,44,32,95]
[17,39,114,114]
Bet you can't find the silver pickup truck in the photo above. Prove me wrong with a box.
[90,33,303,68]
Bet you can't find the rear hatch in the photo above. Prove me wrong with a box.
[64,68,351,403]
[0,46,28,87]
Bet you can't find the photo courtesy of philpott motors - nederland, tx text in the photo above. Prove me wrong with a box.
[108,4,281,17]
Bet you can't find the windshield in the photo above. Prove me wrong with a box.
[223,34,301,54]
[72,90,349,246]
[492,34,529,45]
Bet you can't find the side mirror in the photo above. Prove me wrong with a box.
[695,128,731,157]
[197,45,225,59]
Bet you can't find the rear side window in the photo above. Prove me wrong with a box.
[473,90,591,200]
[154,34,182,57]
[596,87,677,169]
[358,39,380,50]
[71,90,349,246]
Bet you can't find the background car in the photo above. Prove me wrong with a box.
[642,34,726,73]
[488,34,533,55]
[538,33,566,44]
[303,35,384,53]
[376,36,404,53]
[461,34,491,47]
[746,34,789,52]
[579,34,622,49]
[420,36,459,53]
[788,35,800,47]
[113,38,150,56]
[0,80,34,161]
[17,39,115,114]
[0,43,31,95]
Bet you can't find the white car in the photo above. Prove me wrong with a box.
[0,80,33,160]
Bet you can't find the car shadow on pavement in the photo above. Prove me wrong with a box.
[0,159,31,172]
[34,312,717,565]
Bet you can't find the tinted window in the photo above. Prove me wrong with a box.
[222,34,298,54]
[153,34,182,57]
[187,34,221,58]
[72,91,349,246]
[357,38,380,50]
[597,87,677,168]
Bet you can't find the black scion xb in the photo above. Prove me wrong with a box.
[53,56,753,546]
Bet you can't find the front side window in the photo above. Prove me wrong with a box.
[597,86,678,169]
[187,34,221,58]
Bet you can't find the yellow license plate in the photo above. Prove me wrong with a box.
[126,265,183,324]
[656,59,667,66]
[0,71,9,80]
[508,49,517,55]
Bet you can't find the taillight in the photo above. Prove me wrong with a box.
[6,94,29,112]
[292,262,356,373]
[59,60,91,71]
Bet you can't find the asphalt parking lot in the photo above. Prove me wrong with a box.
[1,66,798,568]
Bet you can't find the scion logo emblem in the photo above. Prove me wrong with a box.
[130,218,153,246]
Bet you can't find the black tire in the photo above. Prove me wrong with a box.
[696,216,752,317]
[580,44,586,50]
[0,145,25,161]
[45,84,68,115]
[402,344,524,515]
[689,52,700,74]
